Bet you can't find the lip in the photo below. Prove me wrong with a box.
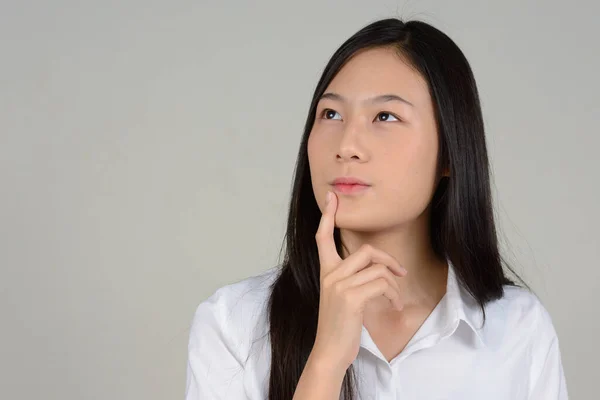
[333,183,371,194]
[330,176,371,195]
[331,177,370,186]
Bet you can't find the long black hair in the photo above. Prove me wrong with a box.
[266,17,528,400]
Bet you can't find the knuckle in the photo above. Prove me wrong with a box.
[322,272,339,288]
[314,230,322,241]
[376,277,388,288]
[359,243,372,253]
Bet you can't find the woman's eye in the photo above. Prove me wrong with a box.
[322,109,342,120]
[376,112,399,122]
[320,109,400,122]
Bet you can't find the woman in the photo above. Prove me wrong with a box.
[186,18,568,399]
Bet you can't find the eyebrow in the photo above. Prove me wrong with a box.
[319,92,414,107]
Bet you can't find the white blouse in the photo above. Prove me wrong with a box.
[185,260,568,399]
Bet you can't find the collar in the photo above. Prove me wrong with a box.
[443,258,488,348]
[359,258,489,360]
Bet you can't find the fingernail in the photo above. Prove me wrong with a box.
[326,191,332,205]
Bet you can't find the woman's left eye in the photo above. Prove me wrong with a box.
[376,112,399,122]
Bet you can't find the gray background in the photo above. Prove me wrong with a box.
[1,0,597,399]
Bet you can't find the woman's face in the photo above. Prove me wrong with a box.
[308,46,444,232]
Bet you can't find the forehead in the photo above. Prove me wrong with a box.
[324,47,431,107]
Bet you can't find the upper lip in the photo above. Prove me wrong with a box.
[331,176,371,186]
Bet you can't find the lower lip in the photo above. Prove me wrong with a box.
[333,183,371,194]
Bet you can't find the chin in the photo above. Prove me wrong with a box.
[334,212,389,233]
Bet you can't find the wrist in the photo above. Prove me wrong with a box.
[306,351,348,381]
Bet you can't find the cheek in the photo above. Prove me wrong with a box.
[307,134,324,182]
[380,140,439,208]
[307,130,315,154]
[307,132,328,168]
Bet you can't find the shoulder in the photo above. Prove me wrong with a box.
[481,284,560,351]
[498,285,556,331]
[185,267,281,397]
[194,265,281,316]
[188,265,281,353]
[486,285,567,396]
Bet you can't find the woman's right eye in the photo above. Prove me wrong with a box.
[321,109,342,120]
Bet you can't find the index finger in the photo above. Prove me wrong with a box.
[315,191,342,276]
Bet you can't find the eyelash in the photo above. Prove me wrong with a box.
[319,108,402,122]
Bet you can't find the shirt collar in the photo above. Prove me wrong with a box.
[359,258,489,359]
[443,258,487,348]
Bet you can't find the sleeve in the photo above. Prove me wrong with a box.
[185,289,247,400]
[528,301,569,400]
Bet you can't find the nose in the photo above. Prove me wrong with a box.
[336,117,368,163]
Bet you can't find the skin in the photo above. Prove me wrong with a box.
[307,46,451,328]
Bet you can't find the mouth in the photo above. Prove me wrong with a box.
[332,183,371,195]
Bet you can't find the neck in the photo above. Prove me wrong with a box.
[338,211,448,314]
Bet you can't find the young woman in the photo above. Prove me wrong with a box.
[185,18,568,400]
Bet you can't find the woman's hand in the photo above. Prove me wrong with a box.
[310,191,408,373]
